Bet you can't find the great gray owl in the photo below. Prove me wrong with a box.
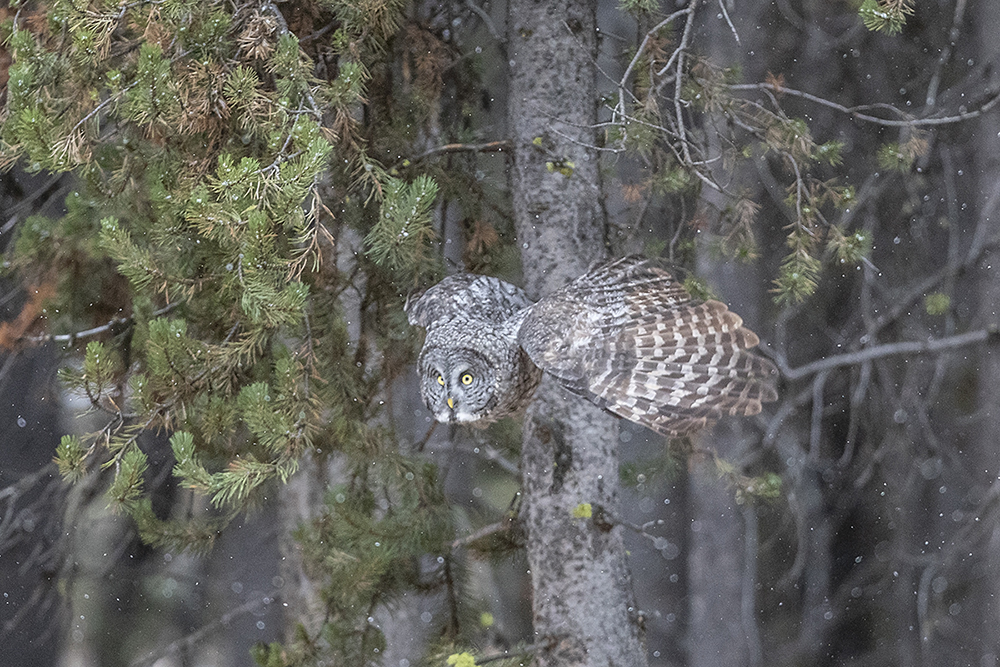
[405,256,778,436]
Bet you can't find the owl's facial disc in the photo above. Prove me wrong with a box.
[421,347,495,424]
[435,366,482,423]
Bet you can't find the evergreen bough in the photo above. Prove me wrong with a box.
[1,0,464,663]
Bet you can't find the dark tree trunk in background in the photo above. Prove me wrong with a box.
[686,457,757,667]
[277,453,327,642]
[684,9,774,666]
[969,1,1000,662]
[507,1,647,665]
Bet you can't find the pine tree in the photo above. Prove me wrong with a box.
[0,0,470,662]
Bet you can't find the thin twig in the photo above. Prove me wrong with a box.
[1,174,68,231]
[407,139,512,165]
[671,0,700,166]
[414,421,437,453]
[70,83,137,135]
[477,443,519,476]
[298,20,336,44]
[548,124,626,154]
[655,3,697,79]
[25,303,179,345]
[450,519,508,550]
[783,151,805,228]
[717,0,740,44]
[616,9,689,115]
[729,82,1000,128]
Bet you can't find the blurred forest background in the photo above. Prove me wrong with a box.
[2,0,1000,666]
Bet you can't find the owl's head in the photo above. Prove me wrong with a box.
[418,346,500,424]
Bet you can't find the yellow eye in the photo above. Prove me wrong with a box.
[436,375,445,386]
[461,373,473,386]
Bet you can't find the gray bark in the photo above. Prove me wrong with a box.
[507,0,606,298]
[686,462,754,667]
[507,1,647,665]
[969,2,1000,664]
[276,452,327,642]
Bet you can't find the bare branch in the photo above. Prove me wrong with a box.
[25,303,179,345]
[925,0,968,108]
[407,139,512,165]
[728,81,1000,128]
[70,82,138,135]
[671,0,701,166]
[450,519,509,550]
[780,329,993,381]
[616,9,689,115]
[717,0,740,44]
[476,443,519,476]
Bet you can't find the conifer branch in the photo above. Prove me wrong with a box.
[65,40,196,141]
[258,0,322,120]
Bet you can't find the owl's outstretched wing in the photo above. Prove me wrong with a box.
[516,256,778,436]
[405,273,535,329]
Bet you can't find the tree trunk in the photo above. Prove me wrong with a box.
[687,463,756,667]
[276,452,327,643]
[276,224,362,643]
[507,0,606,296]
[968,2,1000,664]
[507,1,647,665]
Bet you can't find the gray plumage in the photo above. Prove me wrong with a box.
[406,256,778,436]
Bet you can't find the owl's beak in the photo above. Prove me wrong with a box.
[447,397,454,409]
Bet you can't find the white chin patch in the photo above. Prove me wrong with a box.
[434,410,479,424]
